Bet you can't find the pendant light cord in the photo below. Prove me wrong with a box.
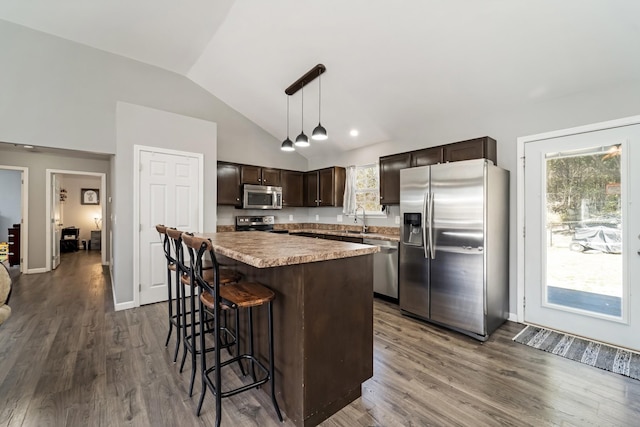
[286,96,290,137]
[318,73,321,122]
[301,85,304,129]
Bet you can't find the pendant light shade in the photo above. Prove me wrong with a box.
[294,85,310,147]
[281,96,295,151]
[312,72,327,141]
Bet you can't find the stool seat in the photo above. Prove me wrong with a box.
[181,269,242,286]
[221,282,275,308]
[199,283,274,310]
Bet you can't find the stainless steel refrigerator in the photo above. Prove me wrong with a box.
[399,158,509,341]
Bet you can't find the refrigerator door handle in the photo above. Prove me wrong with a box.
[429,192,435,259]
[422,193,429,259]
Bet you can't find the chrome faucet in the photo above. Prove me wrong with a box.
[354,205,368,234]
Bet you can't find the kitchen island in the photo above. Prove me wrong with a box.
[198,231,378,426]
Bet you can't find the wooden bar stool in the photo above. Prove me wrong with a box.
[155,224,181,362]
[181,233,283,426]
[166,228,243,397]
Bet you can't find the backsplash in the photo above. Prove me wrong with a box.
[216,205,401,231]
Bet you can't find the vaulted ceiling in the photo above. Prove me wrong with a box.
[1,0,639,159]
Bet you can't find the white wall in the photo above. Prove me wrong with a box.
[59,174,102,242]
[0,169,21,242]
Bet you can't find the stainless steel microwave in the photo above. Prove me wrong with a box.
[242,184,282,209]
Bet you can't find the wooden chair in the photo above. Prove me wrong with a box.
[181,233,283,426]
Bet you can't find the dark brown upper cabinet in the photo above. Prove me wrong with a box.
[379,136,498,205]
[217,162,242,206]
[411,146,444,167]
[281,170,304,207]
[443,137,496,164]
[379,153,411,205]
[304,167,346,207]
[240,165,282,186]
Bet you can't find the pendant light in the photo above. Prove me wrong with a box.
[295,85,310,147]
[281,96,295,151]
[312,72,327,141]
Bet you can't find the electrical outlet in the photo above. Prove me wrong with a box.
[395,215,400,225]
[289,214,294,221]
[315,214,319,221]
[337,215,343,222]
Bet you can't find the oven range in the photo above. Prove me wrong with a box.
[235,215,288,234]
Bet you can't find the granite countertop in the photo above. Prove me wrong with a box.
[289,229,399,242]
[199,231,379,268]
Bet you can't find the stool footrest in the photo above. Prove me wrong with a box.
[203,354,270,399]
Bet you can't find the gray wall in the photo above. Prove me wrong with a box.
[0,169,22,242]
[0,20,306,306]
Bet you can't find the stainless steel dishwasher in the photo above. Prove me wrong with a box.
[363,238,399,302]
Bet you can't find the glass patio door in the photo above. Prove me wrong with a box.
[524,124,640,351]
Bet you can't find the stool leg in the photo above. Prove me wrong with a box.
[248,307,257,383]
[164,268,173,348]
[188,280,198,397]
[179,273,189,373]
[235,310,246,376]
[196,295,208,417]
[173,279,181,363]
[268,301,283,422]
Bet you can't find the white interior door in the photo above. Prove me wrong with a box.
[138,149,201,305]
[524,124,640,351]
[51,173,62,270]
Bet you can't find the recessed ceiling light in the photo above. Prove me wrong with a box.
[23,145,34,149]
[350,129,359,137]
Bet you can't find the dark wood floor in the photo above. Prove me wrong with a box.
[1,251,639,426]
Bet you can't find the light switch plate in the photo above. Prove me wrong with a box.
[289,214,294,221]
[315,214,319,221]
[337,215,343,222]
[395,215,400,225]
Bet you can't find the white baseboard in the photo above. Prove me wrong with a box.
[111,271,135,311]
[508,312,519,322]
[26,267,47,274]
[114,300,135,311]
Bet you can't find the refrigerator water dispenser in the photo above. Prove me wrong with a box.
[403,213,423,246]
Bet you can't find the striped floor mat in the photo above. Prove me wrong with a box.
[513,325,640,381]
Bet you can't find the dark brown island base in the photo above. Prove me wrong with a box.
[198,231,378,427]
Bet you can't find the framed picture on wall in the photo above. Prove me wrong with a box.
[81,188,100,205]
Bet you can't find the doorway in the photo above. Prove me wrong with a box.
[46,170,107,271]
[134,145,203,306]
[0,166,28,274]
[518,117,640,351]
